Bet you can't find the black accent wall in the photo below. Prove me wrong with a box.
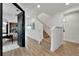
[13,3,25,47]
[17,12,25,47]
[0,3,2,56]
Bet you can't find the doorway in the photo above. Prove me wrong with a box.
[0,3,25,56]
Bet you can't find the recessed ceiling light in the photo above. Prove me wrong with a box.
[37,4,40,8]
[65,3,70,5]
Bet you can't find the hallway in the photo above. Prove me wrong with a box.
[3,37,79,56]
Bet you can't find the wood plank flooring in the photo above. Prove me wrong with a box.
[3,37,79,56]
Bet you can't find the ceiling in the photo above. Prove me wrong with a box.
[18,3,79,28]
[18,3,79,16]
[3,3,79,23]
[3,3,79,17]
[3,3,21,22]
[3,3,20,16]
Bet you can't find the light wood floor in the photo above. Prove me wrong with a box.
[3,37,79,56]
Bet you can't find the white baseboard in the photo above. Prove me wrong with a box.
[64,39,79,44]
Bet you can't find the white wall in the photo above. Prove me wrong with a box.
[26,19,43,42]
[37,17,51,36]
[38,12,64,36]
[51,26,63,52]
[50,11,79,44]
[50,13,64,52]
[50,13,64,28]
[64,12,79,43]
[3,14,17,23]
[38,12,64,52]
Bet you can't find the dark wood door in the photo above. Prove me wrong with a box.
[17,12,25,47]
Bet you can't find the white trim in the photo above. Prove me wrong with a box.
[64,39,79,44]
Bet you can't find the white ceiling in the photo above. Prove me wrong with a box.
[3,3,79,18]
[3,3,79,23]
[18,3,79,16]
[18,3,79,28]
[3,3,21,22]
[3,3,19,16]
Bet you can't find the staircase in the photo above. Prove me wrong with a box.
[37,12,52,37]
[43,30,50,38]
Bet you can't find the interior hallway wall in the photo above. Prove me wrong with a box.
[38,12,64,37]
[25,12,43,42]
[64,11,79,43]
